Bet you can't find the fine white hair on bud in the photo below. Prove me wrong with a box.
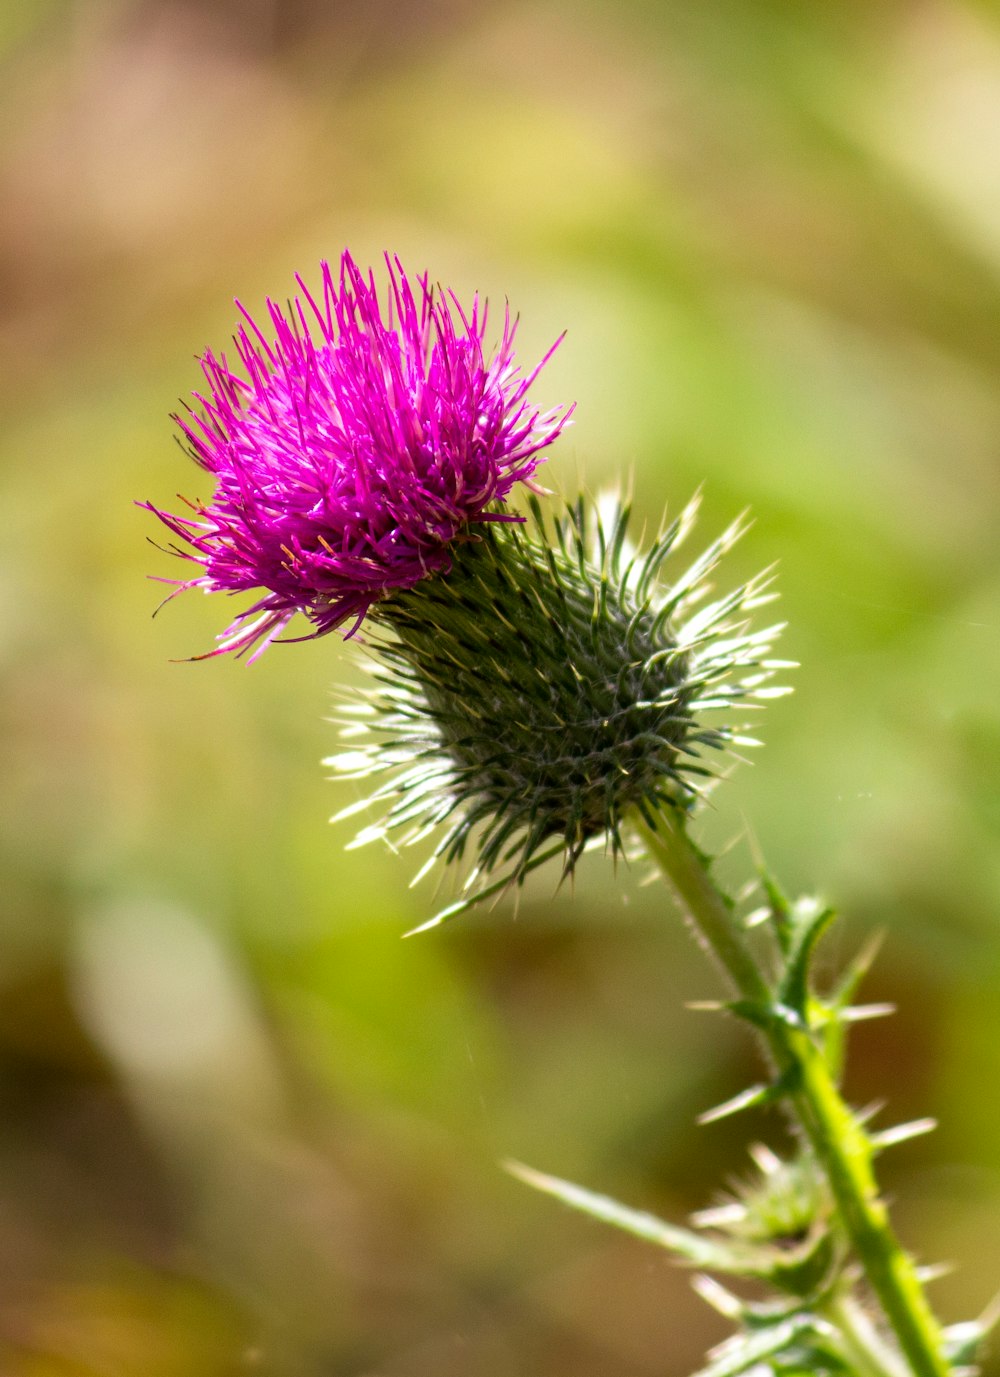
[327,493,791,927]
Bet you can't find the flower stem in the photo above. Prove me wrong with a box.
[635,806,950,1377]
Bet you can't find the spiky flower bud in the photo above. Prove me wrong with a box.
[693,1144,831,1254]
[331,493,789,925]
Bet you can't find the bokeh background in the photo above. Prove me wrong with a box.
[3,1,1000,1373]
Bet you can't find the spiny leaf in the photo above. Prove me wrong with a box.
[692,1315,835,1377]
[504,1161,763,1272]
[823,932,885,1082]
[831,932,885,1008]
[944,1321,985,1367]
[699,1067,802,1124]
[699,1083,774,1125]
[758,868,795,953]
[506,1159,836,1294]
[943,1294,1000,1369]
[778,897,837,1018]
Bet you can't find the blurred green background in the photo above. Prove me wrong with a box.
[3,1,1000,1373]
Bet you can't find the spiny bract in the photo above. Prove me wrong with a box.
[330,494,790,928]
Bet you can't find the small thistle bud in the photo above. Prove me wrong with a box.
[330,493,789,924]
[693,1144,831,1252]
[690,1144,836,1299]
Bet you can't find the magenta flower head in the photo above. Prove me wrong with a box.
[143,251,572,660]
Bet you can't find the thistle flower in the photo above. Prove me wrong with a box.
[330,494,790,927]
[143,251,571,659]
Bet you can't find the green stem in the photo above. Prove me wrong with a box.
[635,806,950,1377]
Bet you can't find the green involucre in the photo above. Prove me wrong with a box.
[329,494,788,924]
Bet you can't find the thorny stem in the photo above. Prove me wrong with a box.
[635,805,951,1377]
